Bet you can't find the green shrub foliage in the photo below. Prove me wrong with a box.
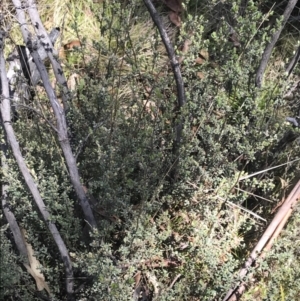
[1,0,300,300]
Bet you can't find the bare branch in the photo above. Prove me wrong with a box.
[143,0,186,179]
[286,44,300,77]
[143,0,185,108]
[11,0,97,229]
[255,0,297,87]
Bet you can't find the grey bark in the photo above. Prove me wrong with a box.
[0,31,74,300]
[12,0,97,229]
[26,0,70,111]
[7,28,60,118]
[6,27,60,88]
[255,0,297,87]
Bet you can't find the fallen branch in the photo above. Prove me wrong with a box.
[222,180,300,301]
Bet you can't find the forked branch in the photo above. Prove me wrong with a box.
[11,0,97,229]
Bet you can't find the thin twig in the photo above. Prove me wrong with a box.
[225,200,267,222]
[75,121,104,160]
[235,187,274,203]
[143,0,185,107]
[168,274,182,290]
[15,104,58,132]
[238,158,300,180]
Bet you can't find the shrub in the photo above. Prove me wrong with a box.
[1,0,300,300]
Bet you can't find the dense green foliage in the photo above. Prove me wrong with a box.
[1,0,300,300]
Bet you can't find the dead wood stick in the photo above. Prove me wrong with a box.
[223,180,300,301]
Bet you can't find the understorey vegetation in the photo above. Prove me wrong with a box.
[1,0,300,300]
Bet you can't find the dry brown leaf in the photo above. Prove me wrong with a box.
[195,57,205,65]
[21,229,51,294]
[195,50,209,66]
[199,49,209,60]
[279,177,289,189]
[133,271,143,301]
[178,39,191,63]
[197,72,205,79]
[134,271,142,288]
[182,39,191,53]
[168,11,181,27]
[24,264,51,294]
